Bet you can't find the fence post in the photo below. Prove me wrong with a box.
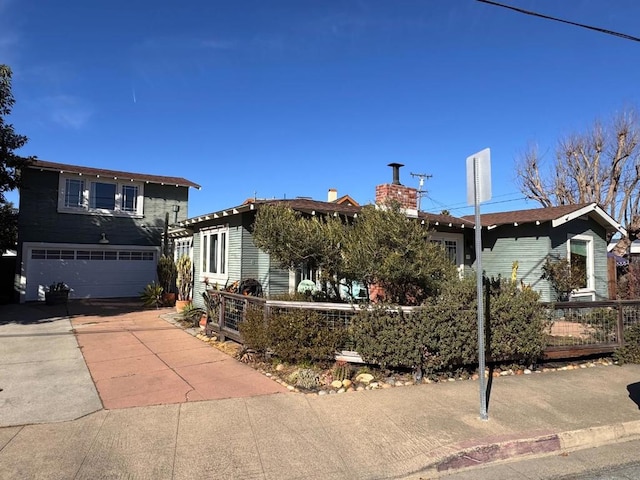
[219,294,226,342]
[617,301,625,347]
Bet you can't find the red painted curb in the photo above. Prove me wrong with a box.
[437,434,561,471]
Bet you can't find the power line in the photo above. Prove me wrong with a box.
[476,0,640,43]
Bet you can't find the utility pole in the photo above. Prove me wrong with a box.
[410,172,432,211]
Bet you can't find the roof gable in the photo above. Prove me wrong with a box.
[462,203,626,235]
[27,160,201,189]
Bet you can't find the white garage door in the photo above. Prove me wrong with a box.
[24,244,159,302]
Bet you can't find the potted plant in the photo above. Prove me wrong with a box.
[45,282,70,305]
[175,254,193,312]
[157,255,177,306]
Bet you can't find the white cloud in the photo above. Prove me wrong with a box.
[39,95,93,129]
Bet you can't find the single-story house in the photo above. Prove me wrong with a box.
[15,160,200,302]
[173,163,624,307]
[464,203,627,301]
[171,164,474,309]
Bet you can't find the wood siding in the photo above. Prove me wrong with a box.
[477,219,610,302]
[18,169,190,247]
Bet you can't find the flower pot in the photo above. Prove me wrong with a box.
[162,292,176,307]
[45,290,69,305]
[175,299,190,313]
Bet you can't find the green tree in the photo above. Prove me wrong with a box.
[252,204,349,298]
[252,201,457,305]
[343,202,457,305]
[0,65,33,250]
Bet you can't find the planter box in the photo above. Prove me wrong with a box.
[45,290,69,305]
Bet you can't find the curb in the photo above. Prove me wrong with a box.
[434,419,640,473]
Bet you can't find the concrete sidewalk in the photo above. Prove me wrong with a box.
[1,300,640,479]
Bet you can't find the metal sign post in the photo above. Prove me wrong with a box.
[466,148,491,421]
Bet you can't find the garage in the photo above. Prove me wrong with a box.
[22,243,159,302]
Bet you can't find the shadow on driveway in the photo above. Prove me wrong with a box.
[0,298,155,325]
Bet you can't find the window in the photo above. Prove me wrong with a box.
[567,234,594,296]
[58,175,144,216]
[201,228,228,280]
[430,234,462,266]
[90,182,116,210]
[64,179,85,208]
[121,185,138,212]
[174,238,192,262]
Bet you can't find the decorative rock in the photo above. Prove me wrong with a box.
[342,379,352,388]
[381,383,392,389]
[287,385,295,391]
[337,388,346,394]
[318,390,327,396]
[524,369,532,375]
[356,386,365,391]
[355,373,374,384]
[404,381,414,386]
[331,380,343,389]
[500,371,510,376]
[328,390,336,394]
[384,377,396,386]
[265,373,272,377]
[370,382,379,389]
[471,374,479,380]
[276,364,285,372]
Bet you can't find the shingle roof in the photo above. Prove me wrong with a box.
[419,211,474,228]
[462,203,594,227]
[27,159,201,189]
[255,198,361,216]
[462,202,626,235]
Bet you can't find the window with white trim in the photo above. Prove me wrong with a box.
[174,238,192,262]
[58,175,144,216]
[567,234,594,293]
[201,227,228,280]
[430,234,462,266]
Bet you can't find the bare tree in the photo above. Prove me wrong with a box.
[516,109,640,248]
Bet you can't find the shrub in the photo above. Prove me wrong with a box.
[140,282,163,308]
[484,278,547,364]
[267,308,346,364]
[351,304,424,369]
[351,276,547,374]
[180,303,205,328]
[614,323,640,364]
[239,307,270,355]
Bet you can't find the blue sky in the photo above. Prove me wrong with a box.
[4,0,640,218]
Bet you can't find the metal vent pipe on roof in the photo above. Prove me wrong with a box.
[388,162,404,185]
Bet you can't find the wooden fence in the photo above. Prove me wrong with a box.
[204,292,640,361]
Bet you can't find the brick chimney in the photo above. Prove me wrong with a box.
[375,163,418,211]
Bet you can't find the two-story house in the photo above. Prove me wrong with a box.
[16,160,199,302]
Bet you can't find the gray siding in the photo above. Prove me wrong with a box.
[18,169,190,247]
[477,219,610,302]
[478,223,553,300]
[192,233,205,309]
[550,219,609,301]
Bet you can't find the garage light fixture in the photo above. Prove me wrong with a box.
[99,233,109,244]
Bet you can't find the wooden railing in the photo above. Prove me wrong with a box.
[204,292,640,361]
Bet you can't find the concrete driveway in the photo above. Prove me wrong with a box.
[0,299,285,427]
[0,302,102,427]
